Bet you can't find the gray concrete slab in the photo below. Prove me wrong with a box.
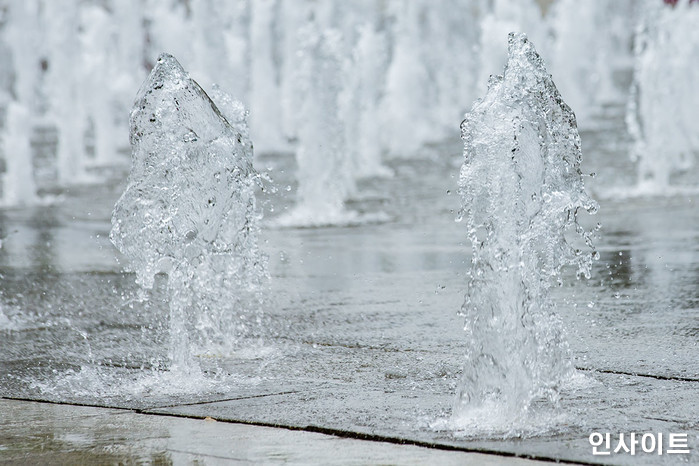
[0,399,547,465]
[143,372,698,465]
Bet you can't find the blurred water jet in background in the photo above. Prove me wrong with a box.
[625,0,699,196]
[1,0,696,217]
[274,21,356,227]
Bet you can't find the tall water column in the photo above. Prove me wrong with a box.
[455,33,598,423]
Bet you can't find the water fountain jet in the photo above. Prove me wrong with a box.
[0,1,40,206]
[626,0,699,195]
[340,24,392,180]
[276,23,357,227]
[1,103,36,207]
[110,53,267,375]
[452,33,598,432]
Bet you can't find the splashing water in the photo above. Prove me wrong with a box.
[626,0,699,195]
[110,53,267,375]
[451,33,598,432]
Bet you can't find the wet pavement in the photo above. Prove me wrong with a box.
[1,399,547,465]
[1,126,698,464]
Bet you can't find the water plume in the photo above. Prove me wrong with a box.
[1,103,36,207]
[340,24,392,180]
[626,0,699,195]
[453,33,598,431]
[110,53,267,375]
[0,1,39,206]
[276,23,357,227]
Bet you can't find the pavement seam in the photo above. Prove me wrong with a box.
[0,395,137,412]
[142,390,300,410]
[0,391,301,412]
[575,366,699,382]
